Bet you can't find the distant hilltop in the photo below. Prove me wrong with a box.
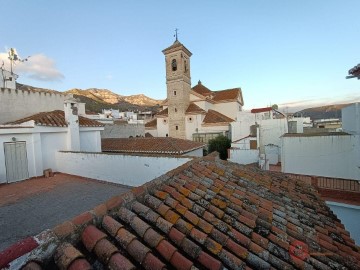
[13,83,164,113]
[293,104,351,120]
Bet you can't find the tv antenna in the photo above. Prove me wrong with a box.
[8,48,31,74]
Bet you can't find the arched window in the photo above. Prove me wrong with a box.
[172,59,177,71]
[175,126,179,130]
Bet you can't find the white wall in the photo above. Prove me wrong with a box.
[157,118,169,137]
[259,118,288,151]
[0,69,17,89]
[41,131,67,171]
[230,111,255,142]
[184,148,203,157]
[342,103,360,135]
[79,129,102,152]
[56,151,192,186]
[281,134,360,180]
[101,123,145,138]
[327,202,360,245]
[264,144,280,165]
[213,102,239,120]
[228,148,259,165]
[185,114,203,140]
[0,88,71,124]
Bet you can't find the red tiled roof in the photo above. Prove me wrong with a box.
[185,103,206,114]
[203,109,234,124]
[192,81,242,104]
[102,137,205,155]
[251,107,272,113]
[5,154,360,269]
[156,108,168,117]
[5,110,104,127]
[145,118,157,128]
[192,81,212,96]
[212,88,240,102]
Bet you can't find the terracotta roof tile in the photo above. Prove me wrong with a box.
[203,109,234,124]
[5,110,103,127]
[5,154,360,270]
[251,107,272,113]
[102,137,205,155]
[185,103,206,114]
[192,81,243,104]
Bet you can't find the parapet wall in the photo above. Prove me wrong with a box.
[0,88,72,124]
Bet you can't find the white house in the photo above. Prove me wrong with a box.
[229,107,289,165]
[281,103,360,180]
[0,99,104,183]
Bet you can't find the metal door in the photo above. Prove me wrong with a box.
[4,142,29,183]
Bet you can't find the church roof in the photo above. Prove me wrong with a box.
[185,103,206,114]
[192,81,212,96]
[5,110,104,127]
[102,137,205,155]
[203,109,234,124]
[145,118,157,129]
[156,108,168,117]
[192,81,243,105]
[4,154,360,269]
[162,40,192,56]
[212,88,241,102]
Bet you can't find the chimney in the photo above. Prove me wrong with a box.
[64,98,80,151]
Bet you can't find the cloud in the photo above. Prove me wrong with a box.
[105,74,113,80]
[0,50,64,82]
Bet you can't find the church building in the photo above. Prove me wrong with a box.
[146,38,244,142]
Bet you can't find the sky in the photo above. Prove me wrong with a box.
[1,0,359,112]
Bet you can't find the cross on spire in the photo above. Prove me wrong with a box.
[174,28,179,41]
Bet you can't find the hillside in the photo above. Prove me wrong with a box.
[65,88,163,107]
[293,104,351,120]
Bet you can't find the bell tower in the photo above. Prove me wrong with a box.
[162,36,192,139]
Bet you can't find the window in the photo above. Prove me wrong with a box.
[163,119,167,124]
[172,59,177,71]
[166,134,168,137]
[175,108,177,113]
[184,60,187,72]
[176,126,179,130]
[250,140,257,150]
[173,90,177,96]
[188,117,193,122]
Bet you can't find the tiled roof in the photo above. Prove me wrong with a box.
[192,81,212,96]
[145,132,153,137]
[186,103,206,114]
[156,108,168,117]
[212,88,240,102]
[145,118,157,128]
[251,107,272,114]
[203,109,234,124]
[192,81,242,104]
[4,154,360,269]
[5,110,104,127]
[102,137,205,155]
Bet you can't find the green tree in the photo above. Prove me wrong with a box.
[208,135,231,160]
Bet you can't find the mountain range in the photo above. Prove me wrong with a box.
[16,83,352,119]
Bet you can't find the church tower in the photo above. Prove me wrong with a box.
[162,37,192,139]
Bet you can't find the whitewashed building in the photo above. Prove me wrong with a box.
[281,103,360,180]
[0,100,104,183]
[0,68,18,89]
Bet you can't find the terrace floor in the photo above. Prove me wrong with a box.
[0,173,132,252]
